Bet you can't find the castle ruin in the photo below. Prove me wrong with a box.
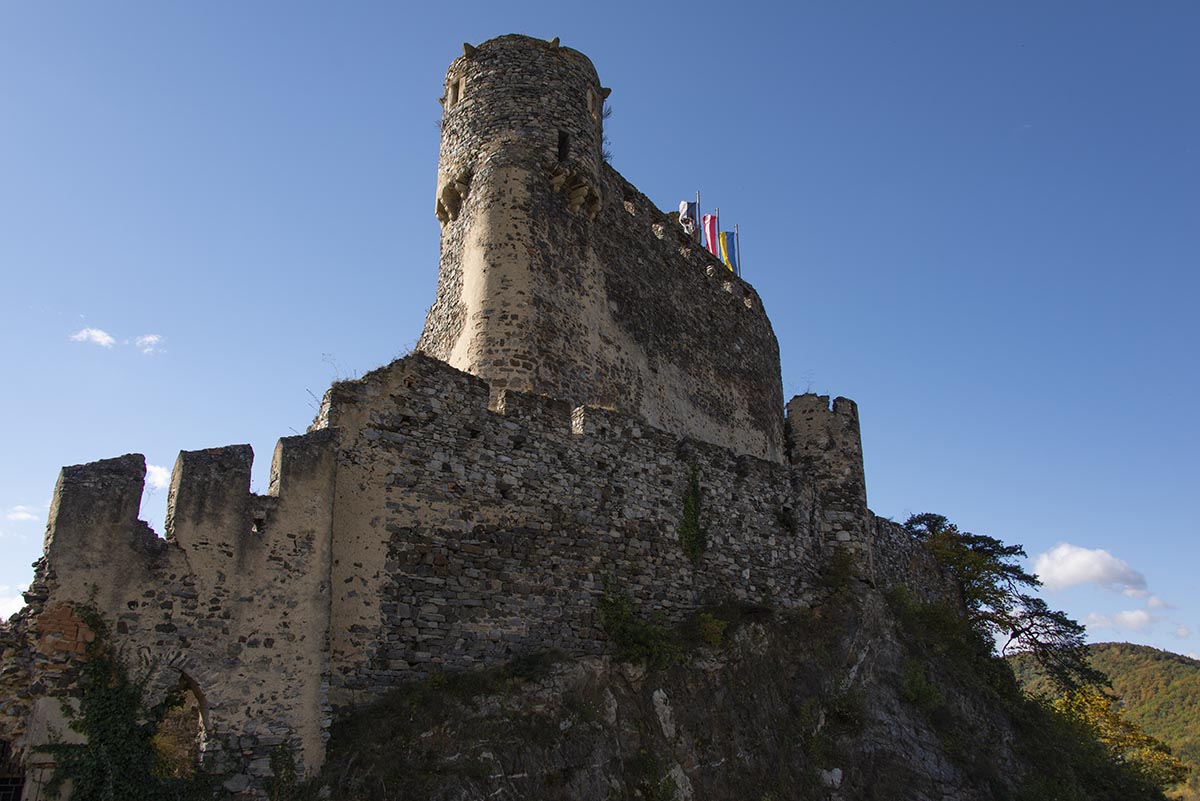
[0,35,927,798]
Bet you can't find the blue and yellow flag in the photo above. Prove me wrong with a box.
[719,231,738,273]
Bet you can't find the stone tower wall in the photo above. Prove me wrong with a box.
[417,35,785,462]
[785,394,872,570]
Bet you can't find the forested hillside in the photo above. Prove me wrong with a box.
[1012,643,1200,800]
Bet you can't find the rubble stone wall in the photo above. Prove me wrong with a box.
[0,353,939,795]
[314,354,825,707]
[4,433,337,789]
[417,34,785,463]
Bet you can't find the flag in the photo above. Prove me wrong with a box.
[719,231,738,273]
[702,214,718,256]
[678,201,699,237]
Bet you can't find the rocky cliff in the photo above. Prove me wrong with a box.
[305,568,1162,801]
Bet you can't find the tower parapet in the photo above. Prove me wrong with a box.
[785,394,873,572]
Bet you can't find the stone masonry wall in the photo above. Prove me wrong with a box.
[314,353,823,707]
[417,34,785,463]
[5,433,337,792]
[0,351,933,794]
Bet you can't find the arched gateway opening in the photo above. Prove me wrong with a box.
[151,672,209,779]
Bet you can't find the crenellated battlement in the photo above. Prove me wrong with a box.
[7,348,900,796]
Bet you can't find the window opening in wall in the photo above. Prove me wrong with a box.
[447,76,467,109]
[557,130,570,162]
[0,741,22,801]
[587,87,600,122]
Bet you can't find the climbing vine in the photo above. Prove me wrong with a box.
[678,466,707,563]
[38,604,218,801]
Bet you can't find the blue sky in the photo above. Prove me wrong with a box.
[1,2,1197,656]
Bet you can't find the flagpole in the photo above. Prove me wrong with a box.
[735,223,741,277]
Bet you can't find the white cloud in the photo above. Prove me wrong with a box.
[1033,543,1147,595]
[1147,596,1170,609]
[145,464,171,491]
[1085,609,1156,632]
[133,334,165,354]
[1113,610,1154,631]
[69,327,167,355]
[0,585,28,620]
[5,505,38,522]
[1176,626,1192,639]
[70,327,116,348]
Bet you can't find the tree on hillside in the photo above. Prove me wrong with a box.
[1054,685,1189,788]
[903,513,1106,691]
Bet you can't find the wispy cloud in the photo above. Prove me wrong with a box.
[70,327,116,348]
[5,505,38,522]
[69,327,166,355]
[133,334,165,354]
[145,464,171,491]
[1176,626,1192,639]
[1033,543,1147,595]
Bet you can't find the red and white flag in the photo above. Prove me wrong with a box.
[702,214,719,256]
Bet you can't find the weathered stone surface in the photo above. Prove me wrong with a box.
[418,34,785,463]
[0,34,944,798]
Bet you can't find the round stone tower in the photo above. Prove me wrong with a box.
[417,34,786,463]
[417,34,610,405]
[434,34,604,223]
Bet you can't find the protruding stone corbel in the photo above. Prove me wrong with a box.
[435,172,472,224]
[566,178,602,218]
[462,42,477,57]
[546,36,560,50]
[549,165,569,191]
[550,167,602,218]
[600,87,612,99]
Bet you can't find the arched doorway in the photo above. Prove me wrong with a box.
[151,672,209,779]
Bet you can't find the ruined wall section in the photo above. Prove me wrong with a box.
[417,34,785,463]
[11,433,337,785]
[314,354,818,707]
[870,515,953,603]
